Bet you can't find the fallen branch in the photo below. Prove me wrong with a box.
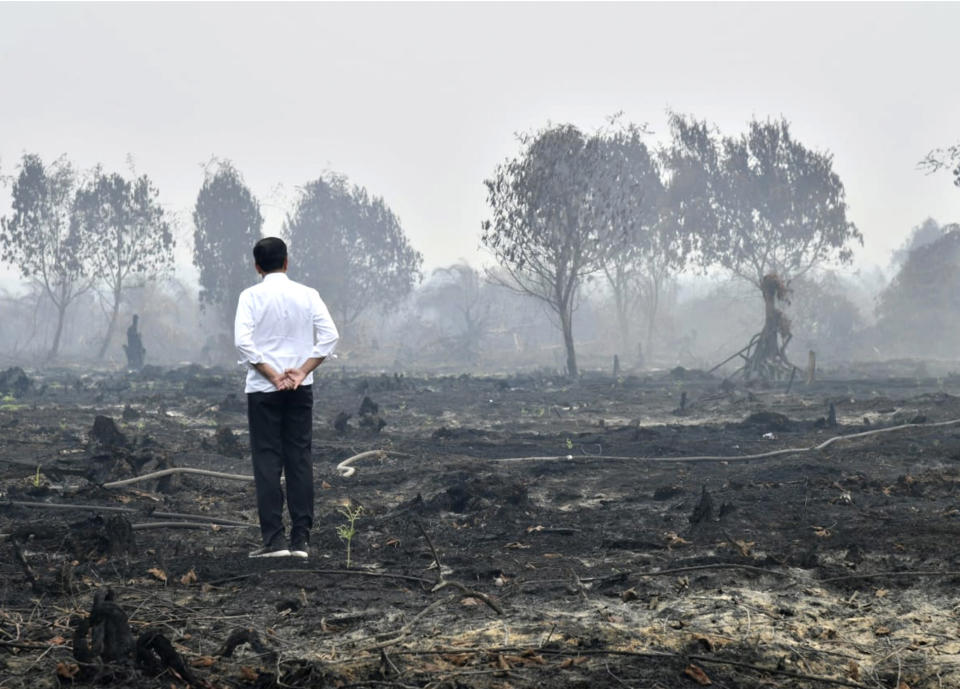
[362,595,455,652]
[131,521,250,531]
[819,569,960,584]
[384,645,870,688]
[431,580,504,616]
[103,467,254,488]
[207,568,434,587]
[2,500,254,527]
[412,518,443,585]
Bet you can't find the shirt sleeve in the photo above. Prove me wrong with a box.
[234,290,264,366]
[311,291,340,358]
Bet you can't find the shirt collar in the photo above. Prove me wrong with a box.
[262,272,289,282]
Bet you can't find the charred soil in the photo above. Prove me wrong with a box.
[2,365,960,688]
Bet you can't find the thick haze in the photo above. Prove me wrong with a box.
[1,2,958,290]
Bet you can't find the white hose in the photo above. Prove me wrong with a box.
[336,450,386,478]
[492,418,960,465]
[99,418,960,485]
[102,449,389,488]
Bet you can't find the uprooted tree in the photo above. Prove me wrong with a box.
[482,123,634,378]
[0,154,90,360]
[664,114,862,380]
[284,174,423,332]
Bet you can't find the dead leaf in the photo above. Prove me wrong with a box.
[542,552,562,559]
[898,682,911,689]
[664,531,690,548]
[147,567,167,583]
[875,588,888,598]
[179,568,198,586]
[240,666,258,681]
[56,662,80,679]
[441,653,473,666]
[847,660,860,680]
[461,597,480,606]
[495,653,511,670]
[621,588,639,602]
[191,655,216,668]
[811,526,831,538]
[503,654,542,667]
[875,626,891,636]
[733,540,755,557]
[48,635,67,646]
[559,656,589,668]
[504,542,530,550]
[684,664,712,685]
[526,525,545,533]
[385,537,400,548]
[321,480,332,490]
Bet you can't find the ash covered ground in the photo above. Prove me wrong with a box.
[2,363,960,689]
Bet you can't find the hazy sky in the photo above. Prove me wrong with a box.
[1,2,958,290]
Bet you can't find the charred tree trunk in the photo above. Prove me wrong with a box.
[97,285,122,360]
[48,301,68,362]
[560,309,578,379]
[742,274,794,381]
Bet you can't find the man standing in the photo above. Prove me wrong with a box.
[235,237,339,558]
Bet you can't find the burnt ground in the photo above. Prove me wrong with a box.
[2,364,960,689]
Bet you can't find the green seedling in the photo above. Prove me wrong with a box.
[33,465,41,488]
[336,503,364,568]
[565,437,574,451]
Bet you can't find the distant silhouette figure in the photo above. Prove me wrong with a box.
[123,314,146,370]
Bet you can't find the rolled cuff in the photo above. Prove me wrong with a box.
[310,337,339,359]
[236,345,264,367]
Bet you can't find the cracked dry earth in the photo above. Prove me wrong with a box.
[2,364,960,689]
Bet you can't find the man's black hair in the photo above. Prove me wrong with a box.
[253,237,287,273]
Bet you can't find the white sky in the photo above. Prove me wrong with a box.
[1,1,958,291]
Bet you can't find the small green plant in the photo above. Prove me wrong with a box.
[565,437,574,451]
[336,503,364,568]
[33,465,42,488]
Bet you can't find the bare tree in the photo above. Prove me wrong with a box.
[664,114,862,379]
[416,263,491,363]
[74,169,174,359]
[482,124,625,378]
[920,142,960,188]
[0,154,90,360]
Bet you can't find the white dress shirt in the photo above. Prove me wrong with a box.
[234,272,340,394]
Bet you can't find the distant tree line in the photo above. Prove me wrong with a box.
[482,113,862,377]
[3,115,956,371]
[0,154,424,363]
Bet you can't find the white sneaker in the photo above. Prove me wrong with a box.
[248,543,291,558]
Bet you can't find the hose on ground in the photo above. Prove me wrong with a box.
[491,417,960,464]
[90,418,960,485]
[98,449,389,488]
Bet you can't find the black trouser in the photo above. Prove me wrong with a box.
[247,386,314,547]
